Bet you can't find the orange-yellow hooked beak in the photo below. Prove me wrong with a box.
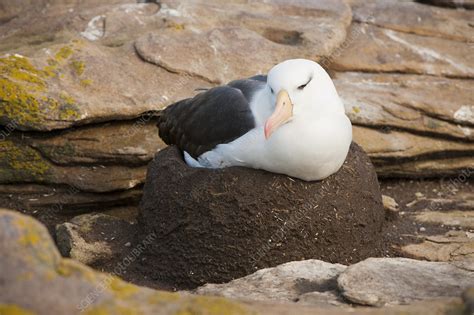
[264,89,293,139]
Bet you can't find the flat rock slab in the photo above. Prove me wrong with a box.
[352,127,474,177]
[334,72,474,140]
[414,210,474,229]
[196,260,347,307]
[402,231,474,271]
[0,41,206,131]
[135,0,351,84]
[138,143,385,288]
[337,257,474,306]
[332,23,474,78]
[352,0,474,42]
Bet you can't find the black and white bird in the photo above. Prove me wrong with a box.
[157,59,352,181]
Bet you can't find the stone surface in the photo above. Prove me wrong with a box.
[337,257,474,306]
[0,42,206,131]
[416,0,474,9]
[135,0,352,84]
[352,0,474,42]
[27,120,164,165]
[138,143,385,288]
[401,231,474,271]
[335,73,474,140]
[352,127,474,177]
[0,136,146,192]
[0,119,166,193]
[2,208,469,315]
[414,211,474,229]
[332,23,474,78]
[196,260,347,307]
[0,183,142,214]
[56,213,136,265]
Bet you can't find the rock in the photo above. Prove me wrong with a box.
[0,183,142,215]
[196,260,347,307]
[463,288,474,315]
[352,127,474,177]
[413,211,474,229]
[0,41,206,131]
[0,118,167,192]
[335,73,474,140]
[0,137,147,192]
[56,213,135,265]
[0,208,469,315]
[416,0,474,9]
[138,143,385,288]
[382,195,399,220]
[401,231,474,271]
[26,120,165,166]
[338,257,474,306]
[0,208,265,315]
[135,0,352,84]
[352,0,474,42]
[331,23,474,78]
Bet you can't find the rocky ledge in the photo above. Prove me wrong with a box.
[1,209,473,314]
[0,0,472,220]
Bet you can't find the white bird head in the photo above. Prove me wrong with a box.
[264,59,345,139]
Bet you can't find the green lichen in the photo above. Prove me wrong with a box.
[80,79,93,87]
[55,46,74,61]
[0,140,50,182]
[70,60,85,76]
[0,304,36,315]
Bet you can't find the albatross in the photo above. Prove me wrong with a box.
[157,59,352,181]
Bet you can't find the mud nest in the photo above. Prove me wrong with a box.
[138,143,385,289]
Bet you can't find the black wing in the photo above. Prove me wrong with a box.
[158,77,266,158]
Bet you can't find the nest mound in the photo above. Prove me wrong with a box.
[138,143,385,289]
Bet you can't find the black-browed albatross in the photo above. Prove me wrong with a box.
[157,59,352,181]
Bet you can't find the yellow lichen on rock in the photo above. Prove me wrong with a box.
[0,46,82,129]
[54,46,74,61]
[0,140,50,181]
[70,59,85,76]
[56,259,98,283]
[108,277,140,299]
[0,304,36,315]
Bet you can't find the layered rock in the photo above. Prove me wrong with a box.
[1,208,470,315]
[0,0,473,217]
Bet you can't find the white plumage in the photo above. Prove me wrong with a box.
[184,59,352,181]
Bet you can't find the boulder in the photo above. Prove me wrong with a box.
[196,260,348,307]
[138,143,386,288]
[0,209,468,315]
[337,257,474,306]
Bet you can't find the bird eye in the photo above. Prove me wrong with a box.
[298,77,312,90]
[270,87,274,94]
